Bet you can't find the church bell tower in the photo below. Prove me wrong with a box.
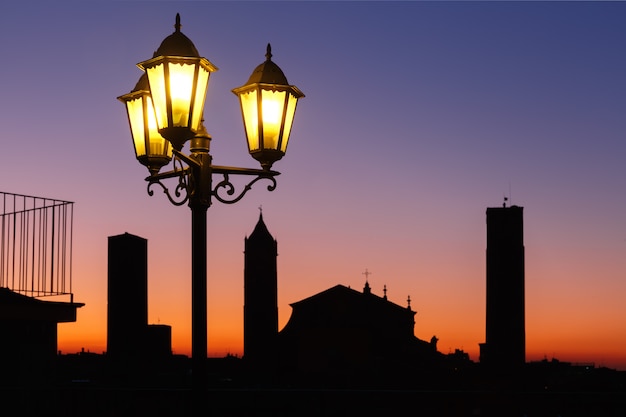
[243,211,278,364]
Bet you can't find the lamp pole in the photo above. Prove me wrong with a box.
[187,133,211,391]
[117,14,304,396]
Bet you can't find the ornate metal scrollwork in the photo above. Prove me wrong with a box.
[213,173,277,205]
[146,155,191,206]
[145,152,279,207]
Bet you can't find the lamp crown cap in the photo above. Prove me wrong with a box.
[132,72,149,92]
[154,14,201,57]
[245,43,289,85]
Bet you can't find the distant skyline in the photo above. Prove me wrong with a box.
[0,1,625,370]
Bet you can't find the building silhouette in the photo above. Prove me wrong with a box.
[107,232,149,360]
[4,206,624,417]
[276,282,440,382]
[0,288,84,386]
[243,212,279,367]
[242,213,443,385]
[107,232,171,367]
[480,203,526,372]
[0,191,83,386]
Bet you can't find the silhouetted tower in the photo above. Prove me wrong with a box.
[107,232,148,360]
[243,212,278,365]
[480,204,525,372]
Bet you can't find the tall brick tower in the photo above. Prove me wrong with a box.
[107,232,148,360]
[480,203,525,372]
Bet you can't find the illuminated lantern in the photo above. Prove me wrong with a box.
[232,44,304,170]
[137,14,218,151]
[118,73,172,175]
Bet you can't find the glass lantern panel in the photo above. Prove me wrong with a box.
[146,97,171,157]
[190,66,210,131]
[167,62,195,127]
[239,89,259,151]
[146,64,167,129]
[260,89,287,150]
[281,93,298,152]
[126,97,147,157]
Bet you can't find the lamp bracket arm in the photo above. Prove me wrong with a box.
[147,178,190,206]
[145,166,191,182]
[211,165,280,177]
[145,155,191,206]
[172,149,201,169]
[212,171,278,205]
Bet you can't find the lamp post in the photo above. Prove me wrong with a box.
[117,14,303,394]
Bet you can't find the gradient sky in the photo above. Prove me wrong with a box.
[1,1,625,370]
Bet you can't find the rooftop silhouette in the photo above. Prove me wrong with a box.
[1,201,624,416]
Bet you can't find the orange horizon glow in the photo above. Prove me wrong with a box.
[57,330,626,371]
[57,277,626,371]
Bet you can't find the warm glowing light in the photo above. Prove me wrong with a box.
[234,85,302,169]
[238,89,293,153]
[145,63,167,129]
[191,66,209,131]
[118,76,173,175]
[126,97,147,156]
[126,96,166,156]
[139,55,216,150]
[260,90,286,150]
[239,90,259,150]
[232,44,304,169]
[167,63,194,126]
[262,94,281,123]
[281,94,297,153]
[145,99,163,155]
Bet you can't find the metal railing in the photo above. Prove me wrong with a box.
[0,191,74,298]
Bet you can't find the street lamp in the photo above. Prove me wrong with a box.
[117,73,172,176]
[232,44,304,171]
[117,14,303,392]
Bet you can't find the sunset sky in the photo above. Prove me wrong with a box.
[1,1,625,370]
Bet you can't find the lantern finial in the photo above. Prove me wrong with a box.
[265,44,272,61]
[175,13,181,32]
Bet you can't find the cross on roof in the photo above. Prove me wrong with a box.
[362,268,372,281]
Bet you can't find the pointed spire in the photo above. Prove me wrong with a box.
[174,13,181,32]
[248,209,274,242]
[265,43,272,61]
